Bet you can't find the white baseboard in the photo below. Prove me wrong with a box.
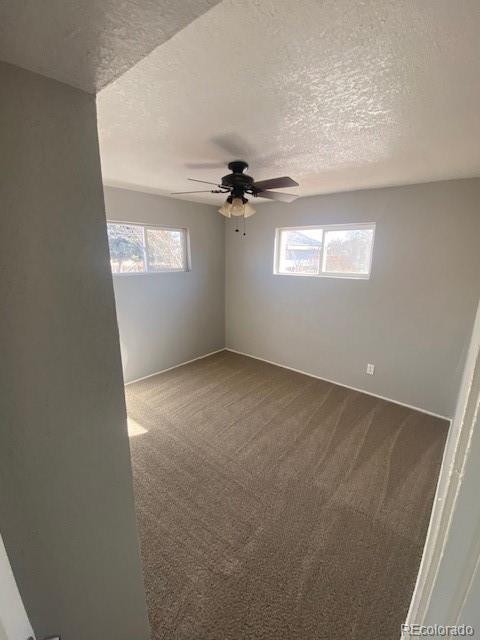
[124,349,226,386]
[225,348,451,422]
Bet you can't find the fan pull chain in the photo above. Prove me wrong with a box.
[232,216,246,236]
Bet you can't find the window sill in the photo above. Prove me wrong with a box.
[112,269,189,276]
[273,271,370,280]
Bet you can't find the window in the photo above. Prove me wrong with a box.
[274,223,375,279]
[107,222,189,274]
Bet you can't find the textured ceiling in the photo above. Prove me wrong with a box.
[98,0,480,204]
[0,0,221,93]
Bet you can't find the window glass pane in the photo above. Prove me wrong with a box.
[322,228,374,275]
[146,228,185,272]
[107,223,145,273]
[278,228,323,275]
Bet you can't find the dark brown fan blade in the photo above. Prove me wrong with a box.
[253,176,299,190]
[171,190,216,194]
[188,178,222,186]
[256,190,298,203]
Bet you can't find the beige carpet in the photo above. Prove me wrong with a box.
[126,351,448,640]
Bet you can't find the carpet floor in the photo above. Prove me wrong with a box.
[126,351,448,640]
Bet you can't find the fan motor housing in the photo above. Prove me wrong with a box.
[222,160,254,192]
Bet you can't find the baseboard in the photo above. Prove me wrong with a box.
[125,346,451,421]
[124,348,226,386]
[225,348,451,422]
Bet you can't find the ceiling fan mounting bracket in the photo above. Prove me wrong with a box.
[227,160,248,173]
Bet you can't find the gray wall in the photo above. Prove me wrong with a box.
[104,186,225,383]
[226,179,480,418]
[0,63,150,639]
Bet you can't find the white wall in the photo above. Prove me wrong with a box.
[423,302,480,629]
[104,186,225,382]
[406,301,480,634]
[0,534,33,640]
[226,179,480,418]
[0,62,149,639]
[424,406,480,630]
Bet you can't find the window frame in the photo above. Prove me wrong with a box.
[107,220,191,276]
[273,222,376,280]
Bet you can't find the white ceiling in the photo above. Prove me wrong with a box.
[98,0,480,205]
[0,0,220,93]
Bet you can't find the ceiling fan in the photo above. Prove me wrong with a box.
[171,160,299,219]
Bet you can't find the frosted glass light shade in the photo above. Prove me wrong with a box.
[230,197,245,216]
[218,201,232,217]
[243,201,256,217]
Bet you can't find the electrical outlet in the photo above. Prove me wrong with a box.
[366,363,375,375]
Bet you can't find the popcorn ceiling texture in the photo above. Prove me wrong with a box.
[0,0,221,93]
[97,0,480,203]
[2,0,480,198]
